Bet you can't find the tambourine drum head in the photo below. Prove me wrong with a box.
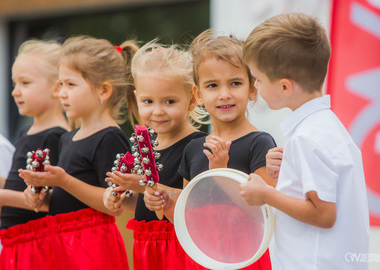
[175,169,269,269]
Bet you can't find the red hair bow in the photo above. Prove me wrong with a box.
[114,46,123,54]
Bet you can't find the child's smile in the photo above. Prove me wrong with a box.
[135,75,193,137]
[217,104,235,111]
[195,57,252,125]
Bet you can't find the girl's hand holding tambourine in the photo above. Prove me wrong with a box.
[240,173,272,206]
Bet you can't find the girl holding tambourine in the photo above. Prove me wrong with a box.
[144,29,277,270]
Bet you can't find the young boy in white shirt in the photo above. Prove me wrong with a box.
[240,13,370,270]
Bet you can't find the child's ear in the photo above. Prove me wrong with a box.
[188,94,197,111]
[51,80,61,98]
[248,85,257,101]
[192,85,204,106]
[99,82,113,102]
[279,78,293,97]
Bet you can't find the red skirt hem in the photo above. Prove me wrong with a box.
[0,208,129,270]
[127,218,271,270]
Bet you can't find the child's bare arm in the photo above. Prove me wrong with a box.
[0,187,49,212]
[20,165,125,216]
[254,166,277,187]
[240,174,336,229]
[0,176,5,189]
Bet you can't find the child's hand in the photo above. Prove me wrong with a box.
[204,135,231,169]
[103,186,126,212]
[266,147,283,179]
[240,173,270,206]
[105,171,145,194]
[24,185,47,211]
[19,165,67,187]
[143,186,168,211]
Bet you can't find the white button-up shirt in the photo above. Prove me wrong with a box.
[271,95,369,270]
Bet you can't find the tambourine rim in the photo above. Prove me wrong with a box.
[174,168,274,269]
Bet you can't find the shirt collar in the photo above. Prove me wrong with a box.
[280,95,331,137]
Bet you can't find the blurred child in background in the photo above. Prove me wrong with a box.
[0,39,68,269]
[19,36,138,270]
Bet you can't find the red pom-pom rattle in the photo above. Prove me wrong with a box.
[26,148,50,194]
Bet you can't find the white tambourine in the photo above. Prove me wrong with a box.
[174,168,274,270]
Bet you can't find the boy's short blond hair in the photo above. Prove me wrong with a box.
[243,13,331,93]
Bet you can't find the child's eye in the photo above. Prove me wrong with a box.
[231,81,242,86]
[143,99,153,104]
[68,82,76,87]
[206,83,218,88]
[22,81,30,85]
[165,99,175,105]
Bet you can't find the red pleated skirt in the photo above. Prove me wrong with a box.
[0,208,129,270]
[127,218,271,270]
[127,218,201,270]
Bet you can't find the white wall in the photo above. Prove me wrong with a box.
[210,1,379,269]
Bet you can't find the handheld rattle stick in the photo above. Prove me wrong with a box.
[26,148,50,194]
[25,148,50,212]
[130,125,163,220]
[109,152,135,198]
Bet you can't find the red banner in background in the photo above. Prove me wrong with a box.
[327,0,380,226]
